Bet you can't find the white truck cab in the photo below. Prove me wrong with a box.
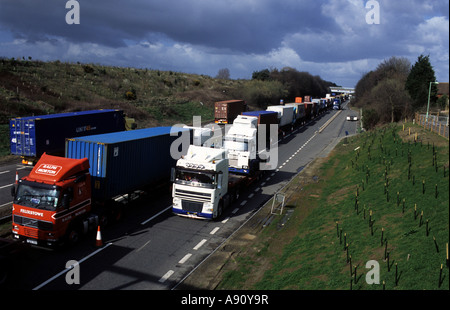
[223,115,258,174]
[172,145,229,219]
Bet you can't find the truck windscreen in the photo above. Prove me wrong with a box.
[174,169,216,189]
[14,182,60,210]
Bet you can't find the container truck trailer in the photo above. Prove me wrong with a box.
[11,126,190,246]
[333,99,341,110]
[284,103,306,127]
[304,102,319,118]
[9,109,131,165]
[223,111,278,175]
[266,105,295,136]
[223,115,259,175]
[241,110,279,145]
[214,100,247,124]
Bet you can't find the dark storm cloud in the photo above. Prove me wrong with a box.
[0,0,341,53]
[0,0,447,86]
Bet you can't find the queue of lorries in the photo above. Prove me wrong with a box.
[7,94,347,247]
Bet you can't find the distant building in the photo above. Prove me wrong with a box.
[437,82,449,111]
[437,82,449,97]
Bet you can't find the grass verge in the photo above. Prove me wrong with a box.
[217,123,449,290]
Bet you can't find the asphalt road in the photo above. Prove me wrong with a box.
[0,162,32,215]
[1,102,358,290]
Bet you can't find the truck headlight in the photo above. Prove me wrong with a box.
[204,202,213,212]
[173,197,181,208]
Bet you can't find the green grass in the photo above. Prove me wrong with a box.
[0,124,10,157]
[218,124,449,290]
[142,99,214,125]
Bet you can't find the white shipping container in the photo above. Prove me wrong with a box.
[266,105,295,127]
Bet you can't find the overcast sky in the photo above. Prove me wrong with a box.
[0,0,448,87]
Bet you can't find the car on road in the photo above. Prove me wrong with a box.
[346,115,358,121]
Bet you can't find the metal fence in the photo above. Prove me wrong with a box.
[415,113,449,139]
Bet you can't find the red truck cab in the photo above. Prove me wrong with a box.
[11,153,94,247]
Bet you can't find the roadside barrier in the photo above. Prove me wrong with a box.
[415,113,449,139]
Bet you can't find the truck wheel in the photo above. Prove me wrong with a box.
[112,204,124,223]
[215,201,223,220]
[66,227,80,245]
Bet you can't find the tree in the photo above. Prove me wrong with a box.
[252,69,271,81]
[370,78,412,123]
[437,94,449,110]
[216,68,230,80]
[405,55,438,112]
[354,56,413,128]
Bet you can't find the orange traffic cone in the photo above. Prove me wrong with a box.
[95,226,103,247]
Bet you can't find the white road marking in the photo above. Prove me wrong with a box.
[0,201,12,208]
[210,227,220,235]
[193,239,207,250]
[141,205,172,225]
[33,242,113,290]
[159,270,174,283]
[232,208,239,214]
[178,253,192,264]
[0,183,13,190]
[136,240,151,252]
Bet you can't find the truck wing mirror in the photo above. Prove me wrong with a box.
[10,185,16,198]
[74,174,86,183]
[170,168,176,182]
[62,193,70,209]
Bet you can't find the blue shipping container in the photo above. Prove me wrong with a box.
[65,127,191,200]
[242,110,278,117]
[10,109,125,158]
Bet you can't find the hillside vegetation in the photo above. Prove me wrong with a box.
[1,58,319,157]
[1,58,247,127]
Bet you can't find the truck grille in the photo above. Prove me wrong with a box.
[13,215,53,231]
[24,228,38,239]
[229,158,239,167]
[181,200,203,213]
[175,189,211,203]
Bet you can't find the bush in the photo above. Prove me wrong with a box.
[236,80,288,109]
[83,65,95,74]
[362,108,379,130]
[124,90,136,100]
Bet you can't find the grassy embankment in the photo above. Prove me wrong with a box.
[218,123,449,290]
